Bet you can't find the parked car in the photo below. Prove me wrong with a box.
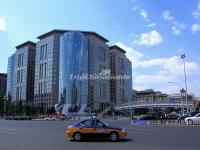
[65,118,127,141]
[185,113,200,124]
[44,117,57,121]
[166,114,179,120]
[140,112,165,120]
[178,112,200,120]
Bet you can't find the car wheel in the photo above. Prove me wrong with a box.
[110,132,118,142]
[73,132,82,141]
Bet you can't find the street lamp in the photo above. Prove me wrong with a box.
[168,82,184,115]
[181,53,189,113]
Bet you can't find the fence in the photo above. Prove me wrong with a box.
[132,119,200,125]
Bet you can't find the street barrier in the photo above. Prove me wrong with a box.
[132,120,150,125]
[131,119,200,126]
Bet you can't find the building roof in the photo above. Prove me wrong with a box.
[16,41,36,49]
[37,29,67,40]
[0,73,7,77]
[109,45,126,54]
[37,29,109,42]
[136,89,163,95]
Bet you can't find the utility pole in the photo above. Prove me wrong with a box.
[181,53,188,113]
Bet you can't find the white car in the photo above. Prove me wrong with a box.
[185,113,200,124]
[44,117,57,121]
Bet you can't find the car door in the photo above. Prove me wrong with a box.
[94,120,109,138]
[78,120,97,138]
[194,114,200,123]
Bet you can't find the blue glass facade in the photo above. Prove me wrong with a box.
[58,32,89,114]
[6,54,15,102]
[125,58,133,102]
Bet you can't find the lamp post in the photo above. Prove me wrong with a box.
[181,53,188,113]
[168,82,184,115]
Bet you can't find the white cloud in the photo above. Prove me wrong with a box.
[0,17,6,31]
[198,1,200,9]
[162,57,199,75]
[132,5,140,11]
[161,10,186,36]
[134,73,175,85]
[192,1,200,19]
[114,42,200,96]
[162,10,174,21]
[171,26,181,36]
[135,30,163,46]
[140,9,148,19]
[178,23,186,30]
[171,23,186,36]
[132,4,156,25]
[115,42,143,65]
[134,71,200,95]
[147,22,156,28]
[157,70,169,75]
[115,43,200,76]
[135,56,200,76]
[191,24,200,33]
[192,11,200,19]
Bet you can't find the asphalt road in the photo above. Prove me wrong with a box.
[0,119,200,150]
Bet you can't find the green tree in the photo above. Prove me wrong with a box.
[16,101,23,115]
[47,107,56,114]
[134,108,148,115]
[164,107,177,114]
[0,92,5,116]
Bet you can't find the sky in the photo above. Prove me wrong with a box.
[0,0,200,96]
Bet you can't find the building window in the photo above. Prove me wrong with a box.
[18,53,24,67]
[122,89,125,99]
[40,44,48,60]
[38,82,47,95]
[99,47,106,62]
[16,87,22,101]
[99,83,106,99]
[16,87,19,100]
[39,63,47,79]
[99,83,102,98]
[39,83,42,95]
[102,84,106,98]
[43,82,47,94]
[17,70,23,83]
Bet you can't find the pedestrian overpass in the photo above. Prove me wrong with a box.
[114,101,192,111]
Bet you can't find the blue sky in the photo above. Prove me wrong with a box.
[0,0,200,96]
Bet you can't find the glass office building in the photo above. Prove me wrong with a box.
[11,41,36,104]
[58,31,89,114]
[35,30,110,113]
[34,30,65,111]
[6,54,15,101]
[110,45,133,106]
[125,58,133,102]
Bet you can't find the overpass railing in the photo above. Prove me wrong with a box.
[115,101,192,110]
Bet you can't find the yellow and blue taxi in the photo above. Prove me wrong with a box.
[65,119,127,141]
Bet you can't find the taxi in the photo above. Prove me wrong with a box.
[65,119,127,141]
